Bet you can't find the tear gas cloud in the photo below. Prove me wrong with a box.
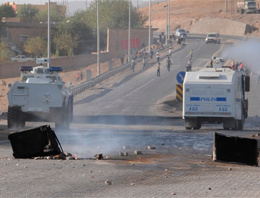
[57,128,144,158]
[221,39,260,73]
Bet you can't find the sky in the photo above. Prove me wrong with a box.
[0,0,152,16]
[0,0,88,4]
[0,0,147,15]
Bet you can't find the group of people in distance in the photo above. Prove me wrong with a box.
[131,47,194,76]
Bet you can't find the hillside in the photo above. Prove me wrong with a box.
[139,0,260,37]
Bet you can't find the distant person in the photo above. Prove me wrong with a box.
[156,53,160,64]
[169,48,172,57]
[131,59,135,72]
[186,59,192,71]
[150,50,154,59]
[210,58,213,67]
[143,57,146,69]
[240,62,244,71]
[189,49,193,59]
[157,62,161,77]
[166,56,172,72]
[80,70,83,80]
[236,62,239,70]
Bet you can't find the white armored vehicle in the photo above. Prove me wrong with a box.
[183,67,250,130]
[7,64,73,129]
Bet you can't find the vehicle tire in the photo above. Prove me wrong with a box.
[55,105,70,130]
[237,120,244,130]
[185,118,201,130]
[8,106,19,128]
[8,106,25,129]
[193,122,201,130]
[237,110,245,130]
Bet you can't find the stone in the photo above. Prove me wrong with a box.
[105,180,112,185]
[95,154,103,160]
[123,145,130,149]
[147,145,156,149]
[134,150,142,155]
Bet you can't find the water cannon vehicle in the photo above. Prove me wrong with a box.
[183,67,250,130]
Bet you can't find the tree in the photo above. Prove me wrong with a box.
[0,4,16,37]
[36,4,65,23]
[85,0,147,29]
[17,4,39,19]
[0,4,16,18]
[83,0,148,50]
[55,10,94,54]
[0,41,11,63]
[24,36,46,57]
[53,32,78,56]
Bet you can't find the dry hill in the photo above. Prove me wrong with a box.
[139,0,260,36]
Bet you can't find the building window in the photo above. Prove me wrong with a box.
[19,35,29,42]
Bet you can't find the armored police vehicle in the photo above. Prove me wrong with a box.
[7,62,73,129]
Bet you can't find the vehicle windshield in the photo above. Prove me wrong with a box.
[248,2,256,6]
[208,34,217,37]
[178,29,185,33]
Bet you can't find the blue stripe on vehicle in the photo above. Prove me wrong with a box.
[190,97,200,101]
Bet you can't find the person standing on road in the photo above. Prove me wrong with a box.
[166,56,172,72]
[150,50,154,59]
[186,59,192,71]
[189,49,193,59]
[156,52,160,64]
[131,59,135,72]
[143,57,146,69]
[157,62,161,77]
[169,48,172,57]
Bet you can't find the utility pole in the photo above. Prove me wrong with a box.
[128,0,131,62]
[148,0,151,53]
[168,0,170,43]
[97,0,100,75]
[47,0,51,67]
[164,3,168,45]
[225,0,228,12]
[230,0,234,15]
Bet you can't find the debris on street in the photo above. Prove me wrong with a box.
[105,180,112,185]
[146,145,156,149]
[123,145,130,149]
[95,154,103,160]
[134,150,142,155]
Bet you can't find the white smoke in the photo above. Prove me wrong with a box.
[221,39,260,73]
[57,128,141,158]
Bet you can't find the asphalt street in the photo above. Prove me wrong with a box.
[1,35,260,197]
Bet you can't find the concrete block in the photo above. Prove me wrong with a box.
[213,132,259,166]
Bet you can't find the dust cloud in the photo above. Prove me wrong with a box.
[221,39,260,73]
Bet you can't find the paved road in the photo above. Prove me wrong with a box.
[1,35,260,197]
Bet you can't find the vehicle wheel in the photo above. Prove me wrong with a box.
[237,120,244,130]
[8,106,25,129]
[55,105,70,130]
[193,122,201,130]
[237,111,245,130]
[8,106,19,128]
